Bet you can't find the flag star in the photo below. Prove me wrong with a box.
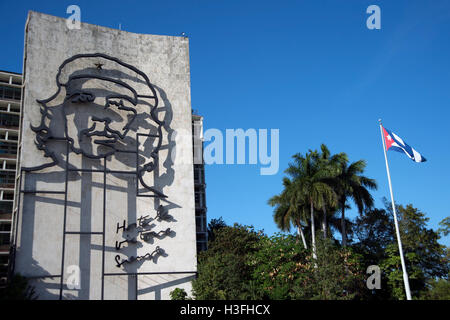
[387,135,392,141]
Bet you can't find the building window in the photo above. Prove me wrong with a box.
[0,142,18,155]
[0,254,9,274]
[0,232,10,246]
[195,189,206,208]
[0,172,15,187]
[194,168,199,183]
[0,223,11,232]
[0,202,13,214]
[196,241,207,252]
[5,163,16,170]
[2,193,14,200]
[196,215,207,232]
[0,85,21,101]
[194,165,205,185]
[0,113,20,127]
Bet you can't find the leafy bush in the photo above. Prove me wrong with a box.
[0,274,37,300]
[170,288,190,300]
[192,224,262,300]
[420,278,450,300]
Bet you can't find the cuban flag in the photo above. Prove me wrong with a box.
[382,126,426,163]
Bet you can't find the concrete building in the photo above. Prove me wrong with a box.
[192,113,207,252]
[0,70,22,287]
[7,11,206,299]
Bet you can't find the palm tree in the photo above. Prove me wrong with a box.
[321,202,352,239]
[269,177,309,249]
[285,151,336,259]
[311,144,346,239]
[334,159,378,247]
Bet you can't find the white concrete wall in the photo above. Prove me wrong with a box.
[15,11,196,300]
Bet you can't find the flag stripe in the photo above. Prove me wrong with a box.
[383,126,426,163]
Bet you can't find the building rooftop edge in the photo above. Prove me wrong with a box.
[0,70,22,76]
[28,10,190,40]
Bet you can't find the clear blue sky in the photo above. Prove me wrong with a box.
[1,0,449,246]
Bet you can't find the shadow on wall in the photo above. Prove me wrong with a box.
[137,274,197,300]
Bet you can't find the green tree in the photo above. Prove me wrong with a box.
[247,234,365,300]
[420,278,450,300]
[333,158,377,247]
[207,216,227,243]
[247,233,310,299]
[352,206,396,300]
[380,203,449,299]
[353,207,395,264]
[192,224,263,299]
[438,216,450,237]
[294,237,365,300]
[170,288,190,300]
[311,144,346,239]
[0,274,37,300]
[354,201,449,300]
[285,151,336,259]
[269,177,309,249]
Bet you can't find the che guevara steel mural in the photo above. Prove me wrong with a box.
[17,54,179,299]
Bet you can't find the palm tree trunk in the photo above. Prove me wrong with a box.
[297,226,308,250]
[341,200,347,247]
[310,200,317,259]
[322,206,327,239]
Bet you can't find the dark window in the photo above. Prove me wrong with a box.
[0,223,11,232]
[3,193,14,200]
[0,233,10,246]
[5,163,16,170]
[194,165,205,184]
[0,202,13,214]
[4,87,13,100]
[0,85,21,101]
[196,233,207,242]
[196,241,207,252]
[196,215,207,232]
[194,169,199,182]
[0,255,8,264]
[13,87,21,100]
[0,142,18,155]
[0,113,19,127]
[0,172,15,186]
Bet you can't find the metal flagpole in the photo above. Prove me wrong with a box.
[378,119,412,300]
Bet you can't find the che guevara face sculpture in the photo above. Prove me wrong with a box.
[63,74,139,159]
[28,53,166,197]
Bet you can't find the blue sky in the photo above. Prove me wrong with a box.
[1,0,449,246]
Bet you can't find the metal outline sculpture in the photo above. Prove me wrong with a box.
[23,52,166,198]
[139,228,172,242]
[115,238,138,250]
[12,52,197,301]
[116,220,137,234]
[115,246,164,268]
